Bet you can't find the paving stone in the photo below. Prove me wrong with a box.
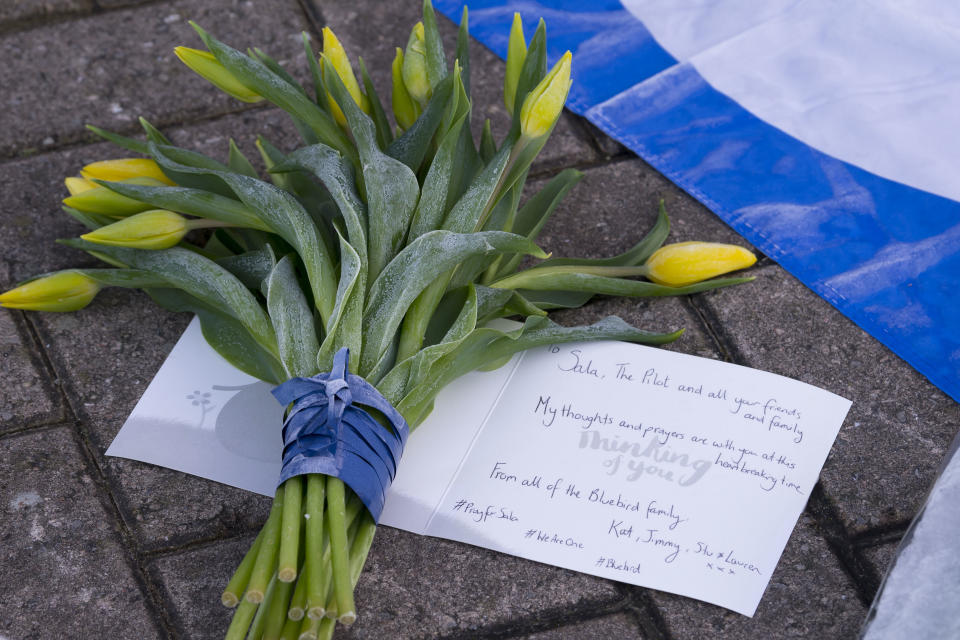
[0,109,296,548]
[700,266,960,533]
[650,514,865,639]
[512,613,648,639]
[152,526,622,640]
[319,0,597,174]
[0,266,61,433]
[861,542,900,587]
[0,0,91,26]
[0,425,161,639]
[532,158,755,264]
[0,0,310,158]
[580,118,631,159]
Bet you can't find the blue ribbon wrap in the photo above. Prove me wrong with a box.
[271,348,409,522]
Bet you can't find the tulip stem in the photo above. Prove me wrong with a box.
[325,476,356,625]
[246,488,285,603]
[222,527,266,607]
[278,476,303,582]
[186,218,239,230]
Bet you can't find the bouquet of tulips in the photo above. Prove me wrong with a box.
[0,2,757,638]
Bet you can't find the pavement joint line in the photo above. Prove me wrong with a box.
[22,311,180,639]
[526,151,636,182]
[626,588,673,640]
[436,591,630,640]
[806,483,883,606]
[299,0,327,35]
[570,112,633,161]
[0,101,270,166]
[849,521,910,549]
[0,6,97,38]
[140,525,262,560]
[682,295,738,364]
[0,307,67,433]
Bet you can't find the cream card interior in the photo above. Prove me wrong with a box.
[108,317,850,616]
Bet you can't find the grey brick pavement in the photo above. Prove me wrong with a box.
[0,0,956,638]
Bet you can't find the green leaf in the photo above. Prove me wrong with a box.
[537,201,670,268]
[479,119,496,163]
[359,57,394,151]
[91,180,269,231]
[442,143,511,233]
[192,23,354,162]
[495,270,756,297]
[407,111,468,240]
[138,117,172,146]
[265,254,320,377]
[399,315,683,427]
[148,287,285,384]
[216,245,277,290]
[510,20,547,123]
[271,143,368,263]
[386,73,455,173]
[86,124,148,154]
[253,47,308,97]
[361,230,547,376]
[228,139,259,178]
[421,0,448,89]
[494,169,582,278]
[455,6,471,97]
[61,206,115,231]
[76,268,170,289]
[148,143,338,323]
[318,232,365,372]
[62,239,279,358]
[378,284,479,404]
[324,59,420,285]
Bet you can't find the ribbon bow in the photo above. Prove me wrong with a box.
[271,348,409,521]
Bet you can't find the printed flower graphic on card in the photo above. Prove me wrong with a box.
[186,389,214,426]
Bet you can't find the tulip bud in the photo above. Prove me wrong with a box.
[320,27,370,126]
[81,158,174,186]
[63,177,166,218]
[80,210,189,250]
[65,177,97,196]
[402,22,431,106]
[504,13,527,113]
[519,51,572,140]
[391,47,420,130]
[644,242,757,287]
[174,47,263,103]
[0,271,100,312]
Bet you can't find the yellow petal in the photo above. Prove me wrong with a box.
[81,209,188,250]
[645,242,757,287]
[321,27,369,115]
[65,177,97,196]
[519,51,572,140]
[0,271,100,312]
[81,158,174,185]
[174,47,263,103]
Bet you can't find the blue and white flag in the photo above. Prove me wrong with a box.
[436,0,960,403]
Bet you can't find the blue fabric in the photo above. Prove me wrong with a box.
[436,0,960,403]
[272,348,409,521]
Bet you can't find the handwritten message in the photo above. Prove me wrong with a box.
[424,341,849,616]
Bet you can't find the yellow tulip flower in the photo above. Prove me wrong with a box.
[644,242,757,287]
[519,51,572,140]
[0,271,100,312]
[81,210,189,250]
[80,158,174,186]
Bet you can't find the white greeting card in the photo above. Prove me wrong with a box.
[108,317,850,616]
